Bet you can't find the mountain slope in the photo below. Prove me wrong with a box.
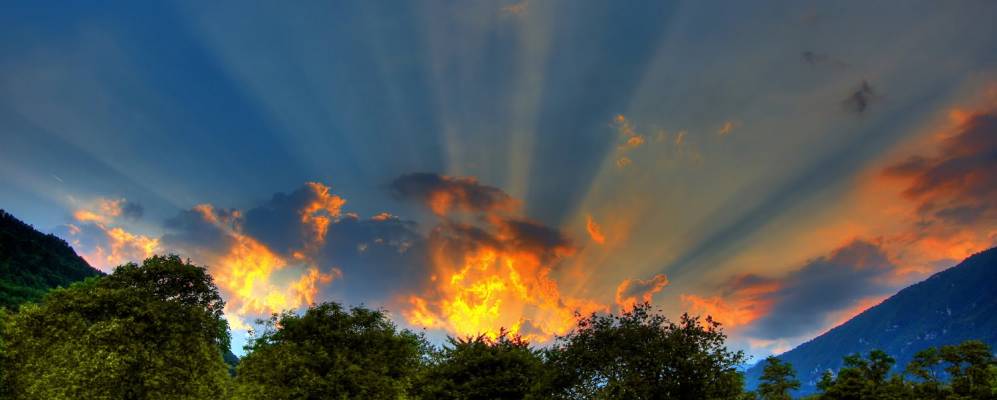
[0,209,103,309]
[745,247,997,394]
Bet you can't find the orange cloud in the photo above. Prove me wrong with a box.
[391,173,519,216]
[174,202,343,318]
[718,121,735,136]
[404,233,604,342]
[65,198,158,270]
[585,214,606,244]
[615,274,669,310]
[397,174,607,342]
[616,157,632,169]
[299,182,346,247]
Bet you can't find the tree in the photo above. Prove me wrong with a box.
[905,340,997,399]
[416,329,545,400]
[540,303,746,399]
[234,302,427,399]
[757,356,800,400]
[3,255,232,399]
[817,350,912,400]
[940,340,995,399]
[0,308,10,400]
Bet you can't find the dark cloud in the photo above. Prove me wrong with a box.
[120,200,144,220]
[429,216,574,265]
[242,184,337,254]
[495,217,574,261]
[884,112,997,226]
[801,51,848,68]
[161,207,236,252]
[801,51,827,66]
[843,80,877,113]
[316,214,429,298]
[746,240,897,339]
[390,173,518,215]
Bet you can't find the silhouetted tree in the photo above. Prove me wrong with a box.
[416,329,545,399]
[540,303,746,399]
[234,302,426,399]
[757,356,800,400]
[2,255,232,399]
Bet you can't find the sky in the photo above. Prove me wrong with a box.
[1,0,996,360]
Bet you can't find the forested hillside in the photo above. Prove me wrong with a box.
[0,209,102,309]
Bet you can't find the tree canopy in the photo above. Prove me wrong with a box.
[415,330,545,400]
[1,255,232,400]
[234,302,427,400]
[541,303,747,399]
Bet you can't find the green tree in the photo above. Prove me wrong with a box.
[940,340,995,399]
[818,350,911,400]
[234,302,426,399]
[757,356,800,400]
[540,303,746,399]
[0,308,10,400]
[416,329,544,399]
[906,340,997,399]
[3,255,232,400]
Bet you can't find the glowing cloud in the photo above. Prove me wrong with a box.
[682,275,780,330]
[165,202,343,319]
[390,173,519,215]
[614,273,669,310]
[585,214,606,244]
[396,173,606,342]
[61,197,158,270]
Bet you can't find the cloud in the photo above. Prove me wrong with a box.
[718,121,735,136]
[159,201,343,318]
[58,197,157,270]
[682,274,780,330]
[390,173,518,215]
[586,214,606,244]
[843,80,877,114]
[397,173,606,342]
[157,183,433,320]
[884,110,997,226]
[61,223,158,271]
[243,182,346,254]
[615,274,669,310]
[744,240,898,339]
[71,197,143,224]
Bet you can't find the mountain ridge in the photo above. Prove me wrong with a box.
[0,209,103,309]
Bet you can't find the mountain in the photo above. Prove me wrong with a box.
[0,209,103,309]
[745,247,997,395]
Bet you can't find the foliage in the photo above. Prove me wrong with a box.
[757,356,800,400]
[540,303,746,399]
[234,302,427,400]
[813,341,997,399]
[415,330,545,400]
[0,210,101,310]
[2,255,232,400]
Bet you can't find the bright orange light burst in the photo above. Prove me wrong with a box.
[405,245,604,342]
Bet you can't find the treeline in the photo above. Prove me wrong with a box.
[0,255,995,399]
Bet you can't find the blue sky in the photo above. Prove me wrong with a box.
[2,0,996,358]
